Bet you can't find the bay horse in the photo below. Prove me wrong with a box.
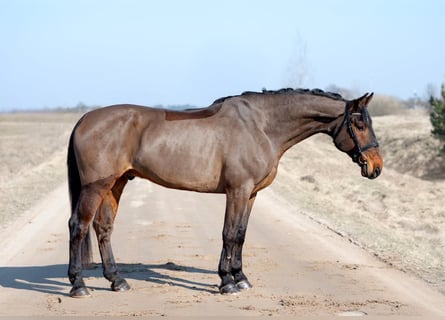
[67,88,383,297]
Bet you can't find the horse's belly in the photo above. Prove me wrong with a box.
[134,144,224,193]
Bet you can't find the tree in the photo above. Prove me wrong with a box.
[429,83,445,150]
[284,32,309,88]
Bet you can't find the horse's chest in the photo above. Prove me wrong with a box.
[254,163,279,192]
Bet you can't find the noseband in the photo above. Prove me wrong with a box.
[333,102,379,162]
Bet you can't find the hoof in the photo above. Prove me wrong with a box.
[69,286,91,298]
[112,278,131,292]
[236,279,252,291]
[219,283,240,295]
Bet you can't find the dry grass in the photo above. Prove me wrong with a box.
[0,112,82,225]
[375,110,445,179]
[368,94,409,117]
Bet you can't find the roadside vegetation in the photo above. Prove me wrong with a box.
[429,83,445,152]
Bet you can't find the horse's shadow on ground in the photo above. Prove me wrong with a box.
[0,262,219,297]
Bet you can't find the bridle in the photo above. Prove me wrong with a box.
[333,102,379,163]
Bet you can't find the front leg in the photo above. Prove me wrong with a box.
[218,189,256,294]
[218,243,239,294]
[219,235,253,294]
[230,237,253,291]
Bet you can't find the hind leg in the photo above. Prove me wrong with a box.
[68,176,115,298]
[93,176,130,292]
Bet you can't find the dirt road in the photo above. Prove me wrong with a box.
[1,178,445,317]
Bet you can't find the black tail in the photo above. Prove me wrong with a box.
[67,125,93,268]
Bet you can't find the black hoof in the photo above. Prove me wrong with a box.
[236,279,252,291]
[219,283,240,295]
[69,286,91,298]
[111,278,131,292]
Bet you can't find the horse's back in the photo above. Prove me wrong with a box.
[71,104,228,187]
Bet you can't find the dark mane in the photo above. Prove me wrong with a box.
[213,88,345,104]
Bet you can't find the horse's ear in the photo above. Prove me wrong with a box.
[365,92,374,106]
[356,92,374,108]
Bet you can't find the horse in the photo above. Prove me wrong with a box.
[67,88,383,297]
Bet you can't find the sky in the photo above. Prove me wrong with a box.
[0,0,444,111]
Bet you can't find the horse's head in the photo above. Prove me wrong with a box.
[333,93,383,179]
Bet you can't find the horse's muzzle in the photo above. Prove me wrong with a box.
[357,150,383,179]
[361,162,381,179]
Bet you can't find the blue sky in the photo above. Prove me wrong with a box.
[1,0,444,111]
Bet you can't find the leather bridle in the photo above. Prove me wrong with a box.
[333,102,379,163]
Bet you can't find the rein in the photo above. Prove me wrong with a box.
[333,102,379,162]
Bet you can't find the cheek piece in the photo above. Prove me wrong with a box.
[332,103,379,164]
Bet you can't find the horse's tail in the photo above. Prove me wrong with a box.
[67,122,93,268]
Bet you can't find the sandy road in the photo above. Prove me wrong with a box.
[1,178,445,317]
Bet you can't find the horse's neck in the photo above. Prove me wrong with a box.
[260,94,346,153]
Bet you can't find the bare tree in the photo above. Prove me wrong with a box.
[284,32,309,88]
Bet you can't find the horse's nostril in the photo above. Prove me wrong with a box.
[374,167,381,178]
[367,166,381,179]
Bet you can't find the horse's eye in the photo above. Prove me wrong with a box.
[356,122,365,130]
[351,113,365,130]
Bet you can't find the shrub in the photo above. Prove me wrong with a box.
[429,84,445,147]
[368,94,407,116]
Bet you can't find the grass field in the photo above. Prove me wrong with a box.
[0,112,81,225]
